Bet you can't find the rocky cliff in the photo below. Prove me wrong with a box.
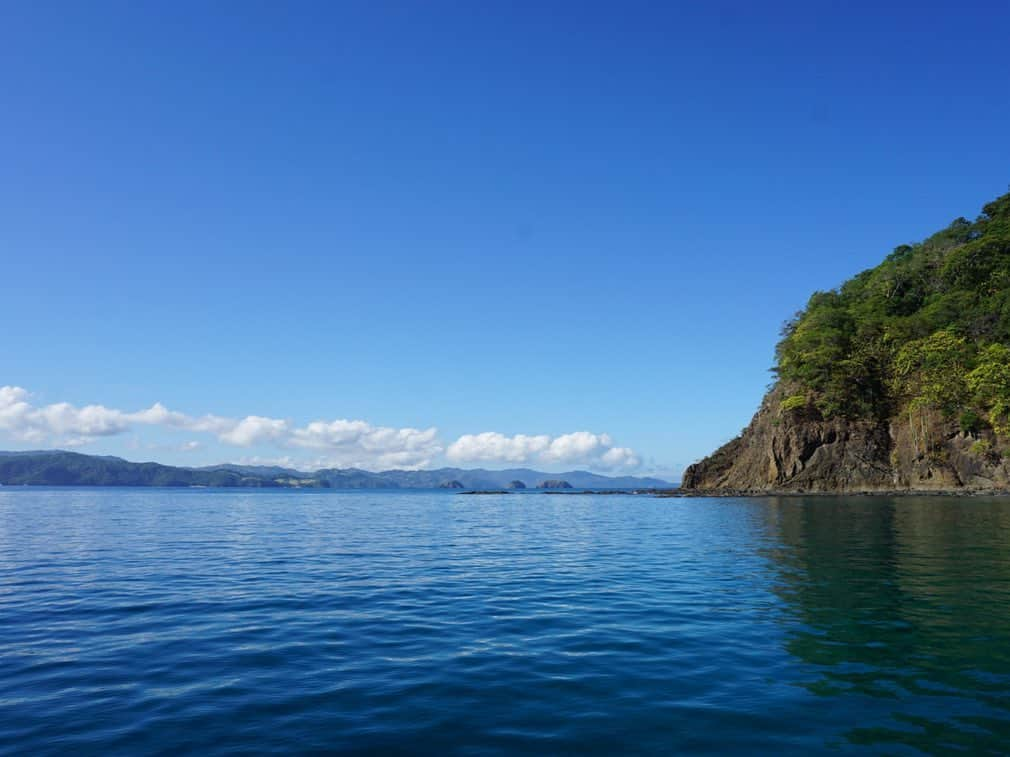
[682,385,1010,493]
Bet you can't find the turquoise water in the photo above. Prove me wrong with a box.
[1,489,1009,754]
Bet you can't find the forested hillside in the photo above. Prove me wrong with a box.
[684,190,1010,492]
[776,190,1010,438]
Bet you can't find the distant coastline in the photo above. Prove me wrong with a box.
[0,450,671,490]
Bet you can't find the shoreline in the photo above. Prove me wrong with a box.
[662,488,1010,497]
[460,488,1010,497]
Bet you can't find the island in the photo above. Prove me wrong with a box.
[507,480,527,489]
[536,479,573,489]
[438,480,464,489]
[683,190,1010,494]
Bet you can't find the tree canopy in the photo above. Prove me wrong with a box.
[774,189,1010,437]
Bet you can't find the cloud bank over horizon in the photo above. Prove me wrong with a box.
[0,386,645,473]
[446,431,639,470]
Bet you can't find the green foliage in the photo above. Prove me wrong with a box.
[959,409,983,435]
[966,344,1010,436]
[970,439,1001,463]
[775,190,1010,425]
[892,330,971,414]
[779,394,808,412]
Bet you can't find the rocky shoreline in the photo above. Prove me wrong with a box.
[656,488,1010,498]
[459,487,1010,498]
[680,385,1010,496]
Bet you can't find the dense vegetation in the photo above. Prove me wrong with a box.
[774,190,1010,449]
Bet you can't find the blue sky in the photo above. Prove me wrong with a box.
[2,1,1009,479]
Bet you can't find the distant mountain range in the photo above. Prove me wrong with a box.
[0,451,673,489]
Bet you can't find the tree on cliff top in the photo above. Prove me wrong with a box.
[774,189,1010,438]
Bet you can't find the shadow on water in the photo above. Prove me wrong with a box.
[760,496,1010,753]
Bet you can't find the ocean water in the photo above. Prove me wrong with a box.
[1,489,1009,755]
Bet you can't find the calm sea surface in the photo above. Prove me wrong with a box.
[1,489,1009,755]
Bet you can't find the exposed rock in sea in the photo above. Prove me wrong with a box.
[507,480,527,489]
[536,479,572,489]
[439,480,464,489]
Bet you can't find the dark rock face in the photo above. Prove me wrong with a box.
[682,386,1010,493]
[507,480,527,489]
[536,479,572,489]
[438,480,464,489]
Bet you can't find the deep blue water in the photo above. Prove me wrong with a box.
[2,489,1010,755]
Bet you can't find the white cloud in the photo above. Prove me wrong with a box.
[445,432,551,463]
[0,387,155,442]
[219,415,291,446]
[0,385,441,470]
[599,445,640,468]
[0,386,641,473]
[446,430,641,471]
[288,420,442,470]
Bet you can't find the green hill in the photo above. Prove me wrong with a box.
[777,190,1010,426]
[684,189,1010,492]
[0,452,285,487]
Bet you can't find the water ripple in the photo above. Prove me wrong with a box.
[1,490,1009,753]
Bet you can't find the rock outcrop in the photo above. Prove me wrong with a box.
[507,480,527,489]
[438,480,465,489]
[536,479,573,489]
[682,386,1010,493]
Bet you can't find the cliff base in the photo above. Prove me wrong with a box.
[681,387,1010,493]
